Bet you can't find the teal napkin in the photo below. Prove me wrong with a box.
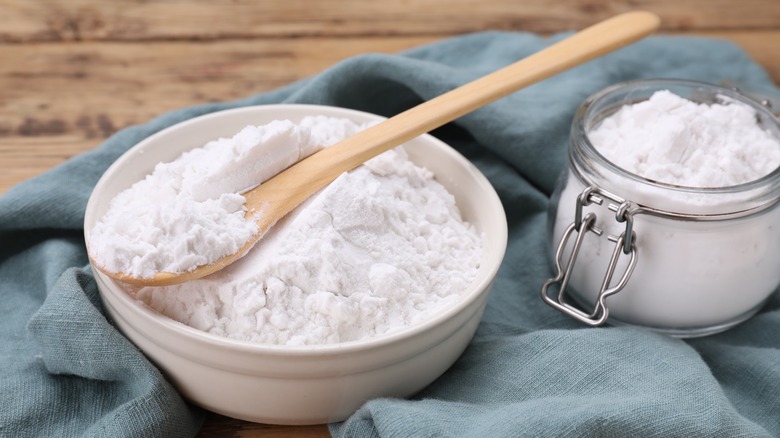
[2,31,779,437]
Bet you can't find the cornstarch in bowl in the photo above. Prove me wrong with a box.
[90,114,483,345]
[85,104,507,424]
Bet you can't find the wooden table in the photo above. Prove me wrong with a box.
[1,1,777,436]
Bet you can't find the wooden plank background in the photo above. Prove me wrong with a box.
[1,0,779,197]
[1,0,778,436]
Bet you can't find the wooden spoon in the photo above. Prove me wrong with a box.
[99,11,660,286]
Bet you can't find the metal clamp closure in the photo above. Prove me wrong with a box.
[541,187,638,326]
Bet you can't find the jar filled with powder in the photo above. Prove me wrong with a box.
[542,79,780,337]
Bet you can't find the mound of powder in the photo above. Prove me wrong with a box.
[129,141,482,346]
[588,90,780,187]
[89,116,360,278]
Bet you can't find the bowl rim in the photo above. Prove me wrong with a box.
[87,103,508,359]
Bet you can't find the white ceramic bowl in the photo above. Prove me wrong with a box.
[84,104,508,425]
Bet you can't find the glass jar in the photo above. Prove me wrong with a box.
[542,79,780,337]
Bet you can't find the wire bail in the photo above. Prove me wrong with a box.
[541,186,638,326]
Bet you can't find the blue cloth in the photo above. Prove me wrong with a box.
[2,31,779,437]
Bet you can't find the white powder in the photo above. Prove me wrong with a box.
[589,90,780,187]
[89,116,357,278]
[109,117,481,345]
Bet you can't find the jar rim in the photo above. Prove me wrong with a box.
[573,78,780,195]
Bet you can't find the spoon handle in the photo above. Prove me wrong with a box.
[245,11,660,224]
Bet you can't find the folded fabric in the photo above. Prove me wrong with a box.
[1,30,779,437]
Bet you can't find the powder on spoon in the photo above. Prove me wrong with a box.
[89,116,358,278]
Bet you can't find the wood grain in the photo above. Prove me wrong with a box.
[0,36,433,193]
[197,413,330,438]
[1,0,778,42]
[1,2,779,196]
[1,1,778,436]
